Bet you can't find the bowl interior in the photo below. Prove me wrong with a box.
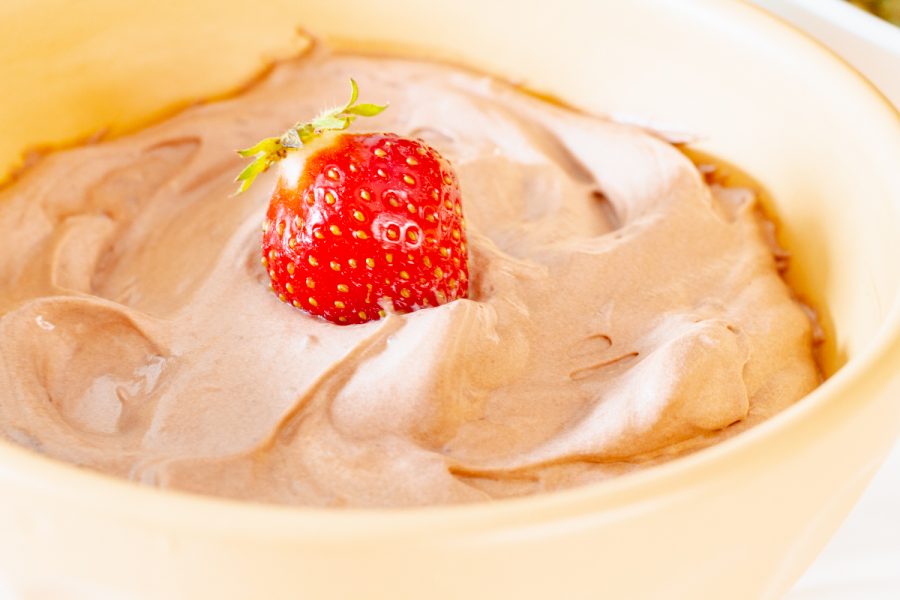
[1,0,900,523]
[4,0,900,377]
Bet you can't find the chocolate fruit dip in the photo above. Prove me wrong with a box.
[0,50,819,507]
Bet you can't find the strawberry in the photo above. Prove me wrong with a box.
[236,80,468,325]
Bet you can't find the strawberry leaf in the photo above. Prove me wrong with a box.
[346,103,387,117]
[344,78,360,110]
[235,155,272,193]
[311,115,352,131]
[235,78,387,194]
[237,136,280,158]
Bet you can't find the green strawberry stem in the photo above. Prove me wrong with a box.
[235,79,388,193]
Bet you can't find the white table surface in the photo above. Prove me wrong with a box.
[789,446,900,598]
[745,1,900,597]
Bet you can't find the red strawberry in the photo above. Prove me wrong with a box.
[236,80,468,325]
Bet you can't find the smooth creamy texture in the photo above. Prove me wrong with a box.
[0,50,819,507]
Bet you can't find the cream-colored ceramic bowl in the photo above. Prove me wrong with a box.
[754,0,900,102]
[1,1,900,598]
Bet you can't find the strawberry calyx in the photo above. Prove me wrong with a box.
[234,79,387,193]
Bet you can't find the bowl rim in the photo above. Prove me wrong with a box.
[1,0,900,541]
[791,0,900,52]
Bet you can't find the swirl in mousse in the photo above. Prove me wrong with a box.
[0,50,819,507]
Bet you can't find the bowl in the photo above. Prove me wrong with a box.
[1,1,900,598]
[752,0,900,103]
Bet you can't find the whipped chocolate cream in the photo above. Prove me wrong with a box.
[0,50,819,507]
